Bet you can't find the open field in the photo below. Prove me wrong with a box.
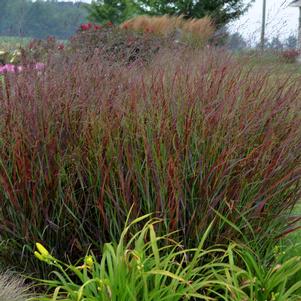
[0,36,30,50]
[234,49,301,75]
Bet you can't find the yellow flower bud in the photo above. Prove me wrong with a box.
[34,251,45,262]
[36,243,49,257]
[84,255,94,268]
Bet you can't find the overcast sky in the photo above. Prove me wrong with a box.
[75,0,299,41]
[229,0,299,43]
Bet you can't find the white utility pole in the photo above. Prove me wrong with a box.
[260,0,267,50]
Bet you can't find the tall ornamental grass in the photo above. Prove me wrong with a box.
[120,15,215,45]
[0,45,300,275]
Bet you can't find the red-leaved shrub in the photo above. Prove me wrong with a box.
[69,23,181,65]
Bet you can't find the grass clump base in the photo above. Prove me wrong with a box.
[0,272,30,301]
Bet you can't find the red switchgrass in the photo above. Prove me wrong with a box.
[0,47,300,276]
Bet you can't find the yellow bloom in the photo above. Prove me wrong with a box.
[84,255,94,269]
[36,243,49,257]
[34,251,44,262]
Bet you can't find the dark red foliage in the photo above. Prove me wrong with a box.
[0,41,300,277]
[94,24,102,31]
[69,25,180,65]
[80,23,92,31]
[281,49,300,63]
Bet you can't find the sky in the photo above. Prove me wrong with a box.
[229,0,299,43]
[73,0,299,42]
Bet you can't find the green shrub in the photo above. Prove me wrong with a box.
[32,215,229,301]
[217,243,301,301]
[17,24,182,67]
[31,215,301,301]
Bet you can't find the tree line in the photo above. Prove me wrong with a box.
[0,0,297,50]
[228,33,297,51]
[1,0,254,40]
[86,0,254,27]
[0,0,88,39]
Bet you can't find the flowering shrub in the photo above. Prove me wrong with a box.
[80,23,93,31]
[0,63,45,74]
[0,64,22,73]
[21,36,65,65]
[70,22,182,65]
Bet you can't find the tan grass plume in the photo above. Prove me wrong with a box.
[121,15,215,44]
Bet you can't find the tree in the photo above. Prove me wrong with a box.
[86,0,137,24]
[267,36,283,50]
[0,0,88,39]
[285,35,297,49]
[130,0,254,27]
[227,32,247,50]
[0,0,29,36]
[22,1,57,39]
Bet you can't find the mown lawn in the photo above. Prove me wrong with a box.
[0,36,30,50]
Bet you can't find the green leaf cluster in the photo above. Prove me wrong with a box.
[32,215,301,301]
[86,0,138,24]
[87,0,255,27]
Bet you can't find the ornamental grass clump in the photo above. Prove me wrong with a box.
[0,272,29,301]
[120,15,215,46]
[0,46,300,277]
[121,15,184,35]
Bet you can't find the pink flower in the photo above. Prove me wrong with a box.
[80,24,89,31]
[0,64,16,74]
[0,63,45,74]
[58,44,65,50]
[35,63,45,71]
[94,24,102,30]
[80,23,92,31]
